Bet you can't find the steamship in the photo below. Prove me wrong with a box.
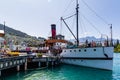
[59,0,113,70]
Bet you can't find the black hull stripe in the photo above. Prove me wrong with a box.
[61,57,113,60]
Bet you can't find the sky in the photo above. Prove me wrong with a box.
[0,0,120,40]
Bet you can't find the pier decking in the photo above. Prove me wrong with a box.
[0,55,61,76]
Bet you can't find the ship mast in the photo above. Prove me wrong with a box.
[76,0,79,46]
[61,0,79,46]
[110,24,113,46]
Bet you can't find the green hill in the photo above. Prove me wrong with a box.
[0,24,29,38]
[0,24,44,47]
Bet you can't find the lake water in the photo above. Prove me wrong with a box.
[1,54,120,80]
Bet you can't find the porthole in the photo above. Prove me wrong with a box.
[70,50,72,52]
[84,49,87,52]
[79,50,81,52]
[64,50,66,52]
[94,49,96,51]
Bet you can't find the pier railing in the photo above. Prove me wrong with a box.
[0,56,27,70]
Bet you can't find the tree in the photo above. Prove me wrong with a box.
[114,44,120,53]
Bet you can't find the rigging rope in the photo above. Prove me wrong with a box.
[79,14,88,37]
[72,15,76,31]
[60,18,62,34]
[55,0,75,35]
[57,0,107,39]
[80,12,102,35]
[81,0,109,25]
[60,13,76,35]
[81,15,87,36]
[79,14,84,36]
[62,0,75,16]
[67,16,76,40]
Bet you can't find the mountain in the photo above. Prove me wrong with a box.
[70,36,118,43]
[79,36,100,42]
[0,24,29,38]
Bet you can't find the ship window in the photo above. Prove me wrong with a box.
[94,49,96,51]
[79,50,81,52]
[70,50,72,52]
[64,50,66,52]
[84,49,87,52]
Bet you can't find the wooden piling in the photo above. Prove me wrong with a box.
[0,71,1,76]
[46,62,49,67]
[52,61,54,66]
[24,59,27,70]
[38,62,41,67]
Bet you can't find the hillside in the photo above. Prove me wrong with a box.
[0,24,45,47]
[0,24,29,38]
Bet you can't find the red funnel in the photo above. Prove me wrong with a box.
[51,24,56,39]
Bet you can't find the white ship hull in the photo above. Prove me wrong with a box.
[60,47,113,70]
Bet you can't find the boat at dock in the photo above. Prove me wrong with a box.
[59,0,113,70]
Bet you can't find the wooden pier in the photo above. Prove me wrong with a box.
[27,56,60,67]
[0,56,27,76]
[0,55,61,76]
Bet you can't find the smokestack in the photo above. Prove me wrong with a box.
[51,24,56,39]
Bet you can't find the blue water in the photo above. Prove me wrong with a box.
[1,54,120,80]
